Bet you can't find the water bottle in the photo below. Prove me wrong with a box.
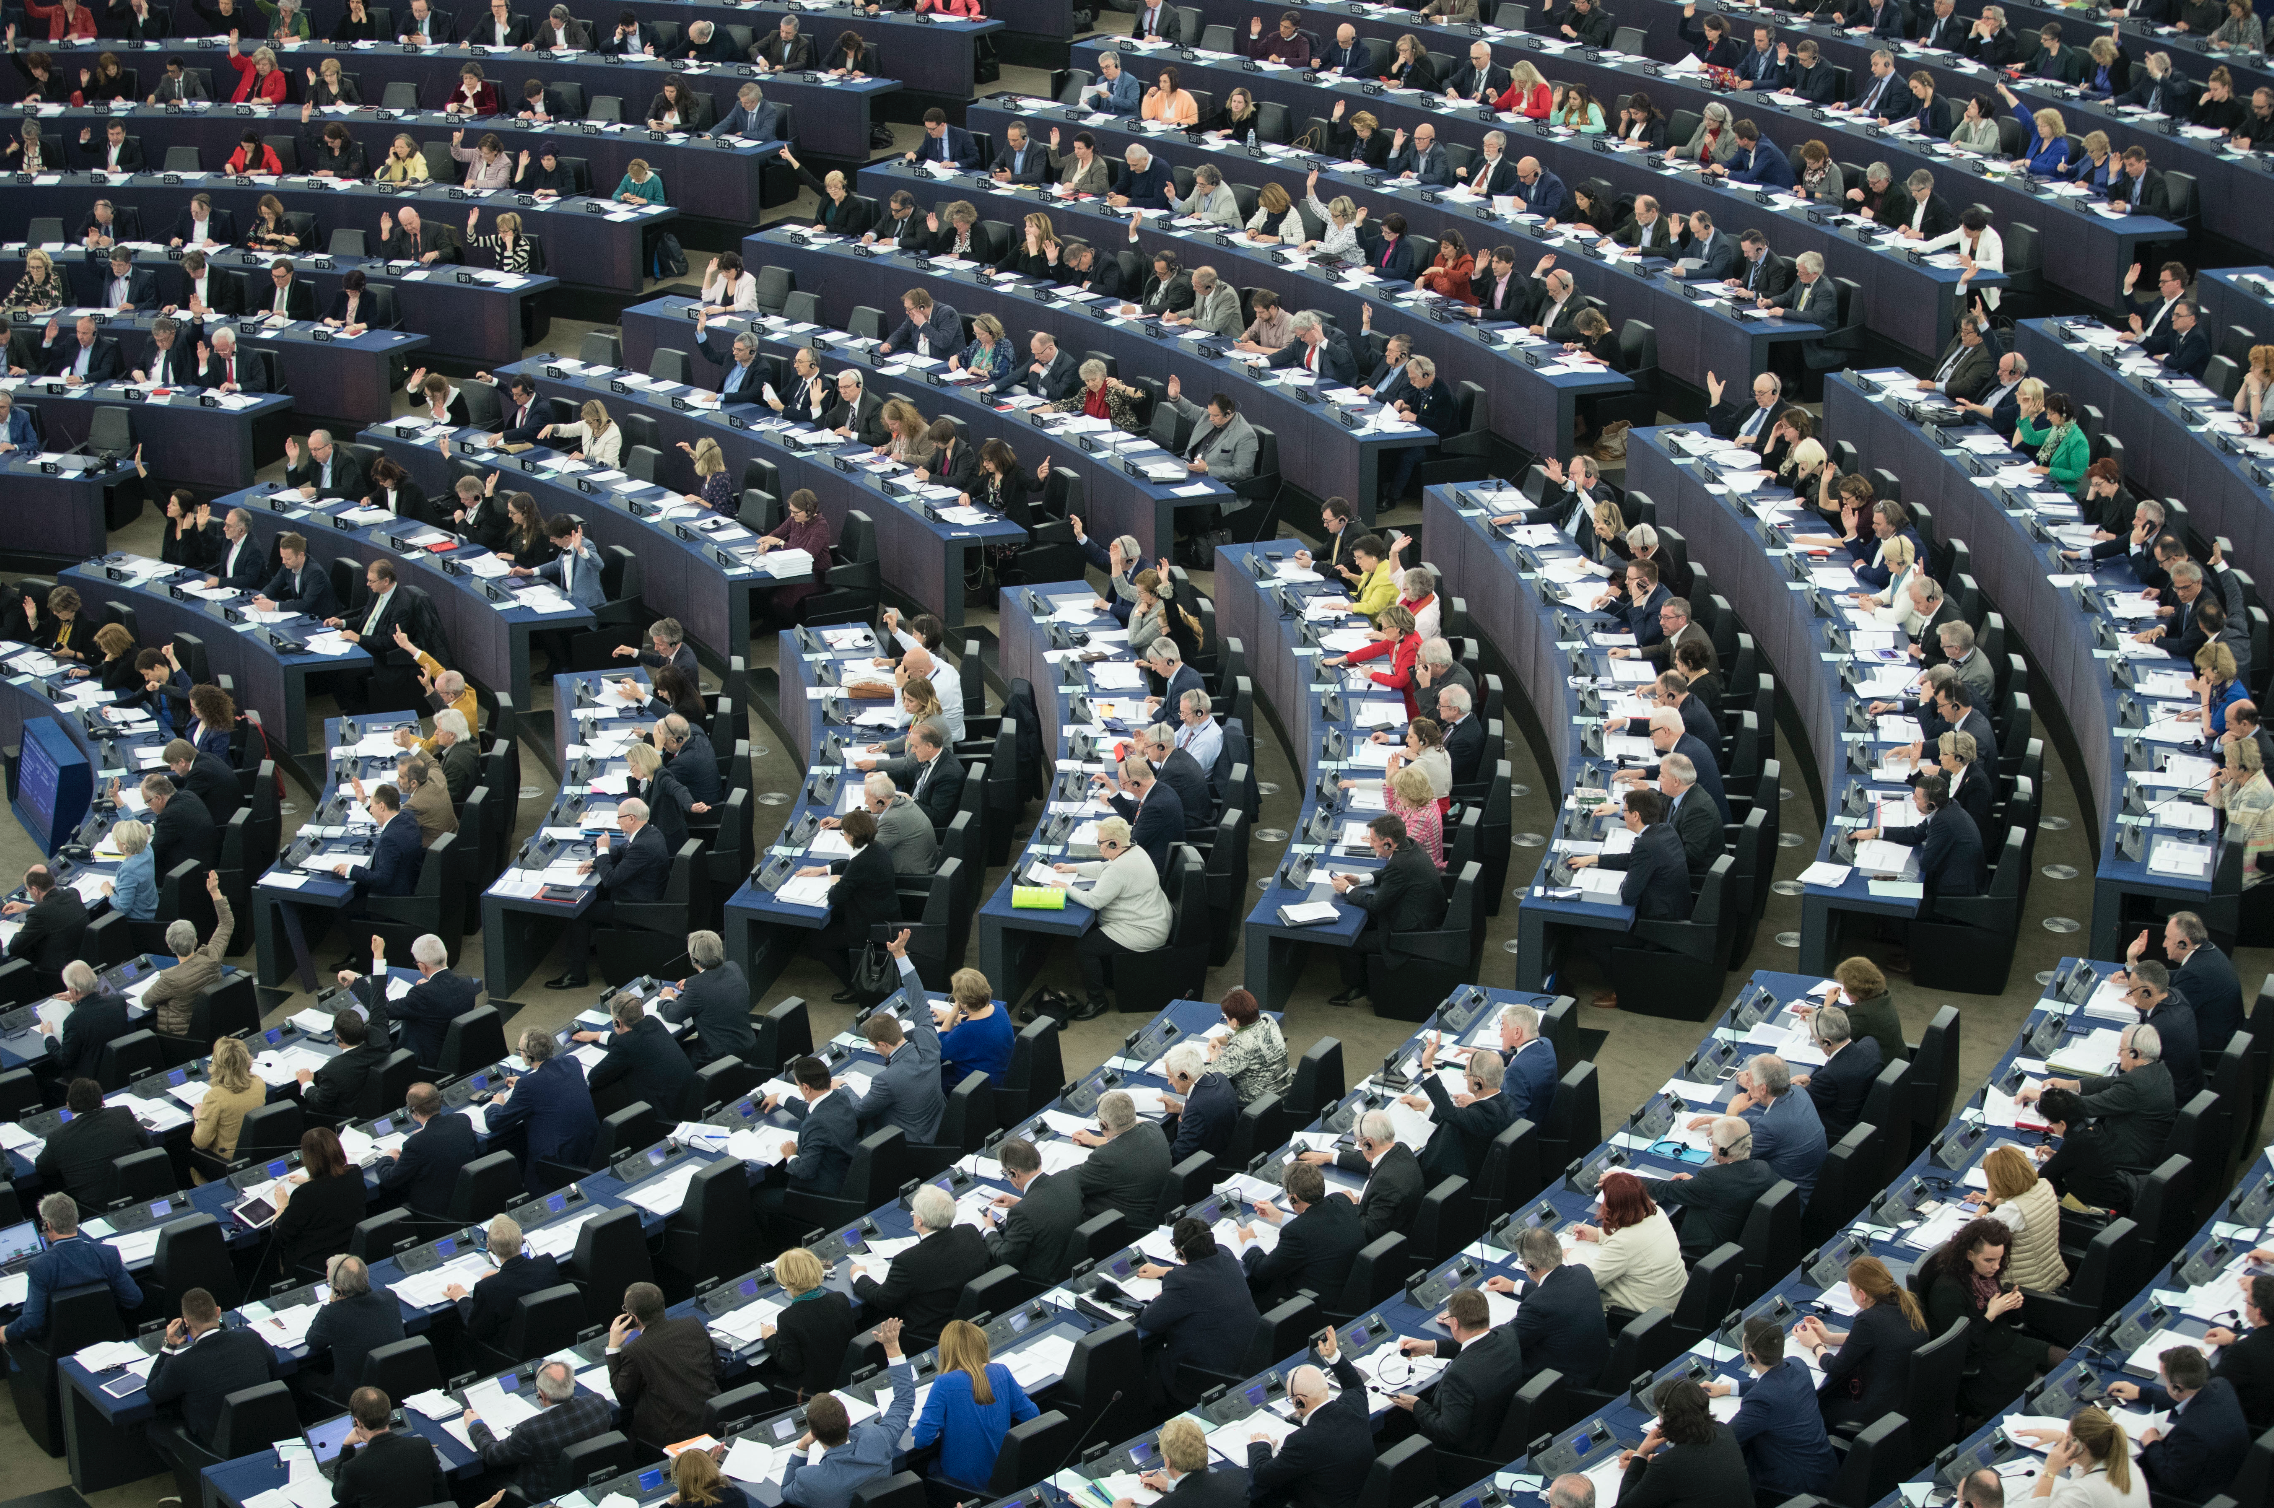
[1247,127,1258,148]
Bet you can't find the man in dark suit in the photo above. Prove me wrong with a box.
[326,785,422,967]
[548,800,672,990]
[658,932,755,1063]
[1443,39,1511,104]
[851,1183,991,1348]
[1102,754,1183,877]
[1247,1335,1378,1505]
[38,316,123,385]
[1329,813,1449,1008]
[302,1256,404,1407]
[359,935,478,1068]
[752,13,814,69]
[195,327,269,394]
[2155,913,2244,1052]
[376,207,460,267]
[2111,1275,2274,1434]
[1571,787,1694,1010]
[1920,315,1998,401]
[1409,1034,1521,1183]
[2128,1346,2251,1503]
[376,1083,478,1215]
[1436,684,1487,789]
[483,1030,599,1192]
[171,197,238,249]
[1019,331,1082,403]
[1238,1160,1363,1309]
[145,1287,279,1472]
[33,1077,148,1206]
[281,430,365,502]
[254,258,319,321]
[1301,1109,1423,1243]
[578,996,695,1116]
[1714,1320,1839,1499]
[252,533,340,619]
[299,1009,390,1122]
[145,772,220,893]
[2109,146,2173,219]
[488,375,548,447]
[861,719,962,836]
[821,368,889,446]
[1138,723,1214,837]
[1511,156,1567,219]
[1655,752,1726,876]
[1506,1225,1610,1385]
[2126,962,2204,1107]
[1679,211,1743,281]
[981,1136,1084,1285]
[448,1213,561,1348]
[989,121,1049,185]
[1162,1044,1238,1164]
[905,107,981,170]
[1622,706,1731,822]
[1074,1089,1173,1229]
[1462,138,1523,199]
[1606,196,1678,257]
[1859,775,1983,905]
[1643,1115,1779,1261]
[162,737,238,830]
[1889,169,1958,241]
[1793,1006,1883,1143]
[1727,231,1795,303]
[1391,1286,1524,1455]
[606,1281,718,1448]
[3,864,88,995]
[2161,301,2212,380]
[656,715,721,804]
[878,288,963,360]
[333,1386,444,1508]
[1266,316,1360,385]
[767,1053,859,1197]
[96,251,160,312]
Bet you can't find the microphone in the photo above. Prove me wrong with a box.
[1053,1388,1126,1475]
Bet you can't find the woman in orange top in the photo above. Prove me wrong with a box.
[1142,65,1199,126]
[1493,59,1552,117]
[1416,227,1477,305]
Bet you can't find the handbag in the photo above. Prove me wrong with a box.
[851,940,897,996]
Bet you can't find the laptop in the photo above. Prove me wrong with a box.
[0,1218,45,1270]
[304,1414,358,1479]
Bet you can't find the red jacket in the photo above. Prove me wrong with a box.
[227,53,289,104]
[1347,632,1422,717]
[915,0,982,13]
[227,144,284,175]
[1494,80,1552,117]
[27,0,97,40]
[440,80,502,115]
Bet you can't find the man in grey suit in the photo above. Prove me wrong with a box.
[1762,251,1841,368]
[657,930,754,1063]
[1165,376,1258,484]
[981,1136,1085,1284]
[855,773,937,875]
[1072,1090,1172,1229]
[1164,267,1243,338]
[1936,621,1996,704]
[1918,314,1998,402]
[846,932,944,1143]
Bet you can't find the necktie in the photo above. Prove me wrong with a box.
[914,756,934,799]
[228,357,237,385]
[1740,405,1768,440]
[363,591,387,635]
[1936,345,1964,382]
[276,284,289,314]
[1864,76,1886,112]
[1304,343,1316,373]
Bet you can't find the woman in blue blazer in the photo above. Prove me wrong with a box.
[104,820,159,921]
[913,1319,1040,1487]
[189,683,235,763]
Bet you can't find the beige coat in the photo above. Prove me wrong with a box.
[1988,1177,2070,1292]
[191,1078,268,1162]
[406,778,458,847]
[144,892,234,1038]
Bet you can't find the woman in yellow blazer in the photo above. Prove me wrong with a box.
[1332,534,1400,622]
[191,1036,269,1182]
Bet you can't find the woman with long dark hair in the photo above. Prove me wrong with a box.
[1924,1215,2067,1423]
[270,1126,367,1278]
[1616,1377,1752,1508]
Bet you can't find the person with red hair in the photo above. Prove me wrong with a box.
[1571,1170,1684,1317]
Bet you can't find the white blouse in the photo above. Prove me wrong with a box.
[1306,192,1359,256]
[552,420,622,468]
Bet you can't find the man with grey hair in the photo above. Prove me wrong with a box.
[833,770,935,874]
[1071,1087,1173,1228]
[1295,1108,1424,1241]
[1653,749,1721,876]
[1139,722,1214,836]
[658,929,755,1061]
[1479,1223,1609,1386]
[467,1354,612,1498]
[425,707,478,803]
[304,1254,403,1407]
[1081,49,1141,113]
[1411,637,1477,726]
[838,931,944,1142]
[1402,1032,1514,1182]
[1174,687,1223,770]
[1792,1004,1883,1142]
[0,1192,140,1348]
[1264,311,1358,387]
[1894,167,1955,240]
[1762,250,1836,371]
[1146,636,1205,717]
[284,428,365,501]
[863,716,962,835]
[140,870,232,1038]
[654,712,722,804]
[2136,909,2243,1052]
[2021,1021,2175,1173]
[548,793,670,990]
[1690,1052,1827,1201]
[851,1179,989,1349]
[450,1215,561,1355]
[350,929,477,1067]
[1160,1041,1238,1163]
[1644,1114,1774,1260]
[1936,619,1995,702]
[1548,1477,1596,1508]
[1097,750,1181,875]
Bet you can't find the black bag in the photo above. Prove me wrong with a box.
[851,940,896,998]
[652,230,687,280]
[1019,987,1078,1025]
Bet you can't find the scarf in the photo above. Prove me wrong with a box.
[1082,385,1110,421]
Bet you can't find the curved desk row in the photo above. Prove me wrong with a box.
[4,40,894,166]
[0,169,669,298]
[3,351,295,491]
[0,456,126,572]
[1818,370,2228,959]
[2010,314,2274,587]
[1069,37,2179,319]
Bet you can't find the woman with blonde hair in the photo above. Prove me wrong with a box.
[1382,34,1438,93]
[5,248,66,311]
[2081,35,2130,98]
[102,819,158,922]
[228,44,289,104]
[376,134,430,182]
[1495,58,1551,117]
[2234,344,2274,426]
[676,436,731,511]
[912,1319,1041,1485]
[614,157,666,206]
[621,740,694,853]
[1209,85,1263,142]
[877,399,934,466]
[2060,130,2114,192]
[1328,104,1391,167]
[758,1245,858,1396]
[2012,1409,2144,1507]
[2209,733,2274,886]
[1964,1144,2070,1290]
[1793,1254,1928,1429]
[542,399,621,467]
[1585,496,1630,568]
[465,209,539,273]
[1300,170,1363,257]
[1142,64,1199,126]
[1387,764,1445,868]
[1857,536,1917,611]
[307,54,359,106]
[1331,603,1423,715]
[73,623,141,694]
[1128,569,1169,650]
[1246,180,1303,244]
[938,965,1014,1082]
[190,1036,266,1182]
[2182,641,2247,735]
[869,679,944,760]
[1000,213,1059,280]
[953,312,1013,390]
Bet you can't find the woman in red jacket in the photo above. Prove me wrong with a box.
[1493,59,1552,118]
[1328,604,1423,716]
[26,0,97,41]
[1416,227,1478,306]
[227,45,289,104]
[226,131,284,175]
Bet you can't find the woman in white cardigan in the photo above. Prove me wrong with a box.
[1051,815,1171,1019]
[2012,1409,2147,1508]
[1301,170,1362,259]
[1919,206,2005,310]
[542,398,622,468]
[1572,1170,1687,1316]
[699,252,759,315]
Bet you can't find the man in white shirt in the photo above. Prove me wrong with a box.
[206,509,262,590]
[1175,688,1223,771]
[880,610,966,740]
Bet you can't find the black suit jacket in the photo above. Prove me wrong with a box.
[251,277,318,321]
[1075,1120,1173,1229]
[2139,1376,2250,1503]
[768,1287,857,1395]
[1349,840,1448,965]
[303,1040,390,1119]
[850,1224,991,1348]
[1246,1354,1376,1508]
[2173,946,2244,1055]
[259,562,338,619]
[984,1168,1085,1284]
[304,1287,406,1400]
[1665,789,1723,875]
[333,1429,444,1508]
[377,1111,477,1214]
[1442,714,1486,787]
[595,822,671,903]
[1513,1262,1610,1386]
[1616,822,1692,921]
[1804,1037,1883,1143]
[376,969,478,1069]
[8,887,88,978]
[2112,167,2173,219]
[1416,1323,1523,1454]
[586,1015,695,1115]
[172,208,240,246]
[1336,1140,1424,1242]
[1646,1156,1778,1261]
[170,749,239,830]
[34,1103,148,1205]
[153,792,220,884]
[43,335,124,383]
[146,1326,276,1448]
[1241,1191,1364,1309]
[461,1252,562,1342]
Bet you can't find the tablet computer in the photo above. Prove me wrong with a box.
[231,1194,280,1230]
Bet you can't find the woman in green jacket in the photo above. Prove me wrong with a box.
[613,158,667,205]
[2015,389,2089,494]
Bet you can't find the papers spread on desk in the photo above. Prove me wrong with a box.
[394,1250,494,1310]
[624,1164,703,1217]
[2148,838,2214,879]
[2046,1026,2125,1080]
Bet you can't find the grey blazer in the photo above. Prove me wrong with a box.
[1051,147,1110,195]
[1186,283,1243,338]
[875,792,939,874]
[1175,182,1241,228]
[1171,396,1259,483]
